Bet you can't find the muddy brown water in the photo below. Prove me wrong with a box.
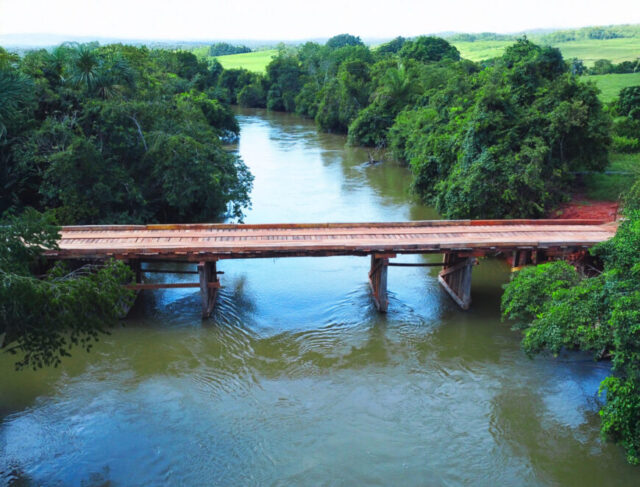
[1,108,638,486]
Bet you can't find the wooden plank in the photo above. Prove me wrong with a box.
[43,220,617,263]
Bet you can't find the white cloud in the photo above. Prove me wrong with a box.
[1,0,639,41]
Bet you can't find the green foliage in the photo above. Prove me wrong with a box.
[539,24,640,43]
[588,59,640,75]
[399,36,461,63]
[326,34,364,50]
[0,209,135,370]
[392,39,611,218]
[612,135,640,153]
[0,43,252,223]
[520,275,609,356]
[348,103,394,147]
[217,67,260,104]
[599,377,640,464]
[501,261,581,330]
[501,208,640,463]
[0,208,59,274]
[237,36,611,218]
[376,37,406,55]
[238,82,267,108]
[265,54,303,111]
[209,43,251,57]
[591,59,615,75]
[0,66,34,138]
[618,86,640,120]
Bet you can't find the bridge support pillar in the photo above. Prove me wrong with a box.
[438,254,476,310]
[511,249,538,271]
[369,254,394,312]
[198,261,219,319]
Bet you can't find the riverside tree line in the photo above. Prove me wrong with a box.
[2,35,640,463]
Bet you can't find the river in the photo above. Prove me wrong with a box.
[1,108,638,486]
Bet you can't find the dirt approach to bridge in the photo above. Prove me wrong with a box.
[550,195,619,221]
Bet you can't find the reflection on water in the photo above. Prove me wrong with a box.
[1,108,637,486]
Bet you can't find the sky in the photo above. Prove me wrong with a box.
[1,0,640,41]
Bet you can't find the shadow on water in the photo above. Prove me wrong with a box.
[2,108,639,486]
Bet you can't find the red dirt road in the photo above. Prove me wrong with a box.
[549,196,619,222]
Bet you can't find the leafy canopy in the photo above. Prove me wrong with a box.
[0,209,135,370]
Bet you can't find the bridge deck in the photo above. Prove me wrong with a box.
[45,219,617,261]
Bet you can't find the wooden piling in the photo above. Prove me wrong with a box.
[438,254,476,310]
[198,260,219,319]
[369,254,393,312]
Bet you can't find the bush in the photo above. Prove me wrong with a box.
[347,103,394,147]
[612,135,640,153]
[238,82,266,108]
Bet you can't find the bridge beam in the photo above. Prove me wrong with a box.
[438,254,476,310]
[198,260,219,319]
[369,254,394,312]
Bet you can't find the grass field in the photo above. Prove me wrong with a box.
[581,72,640,103]
[451,40,509,61]
[453,37,640,65]
[194,38,637,74]
[583,153,640,200]
[198,49,277,73]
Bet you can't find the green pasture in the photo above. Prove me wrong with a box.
[582,72,640,103]
[451,40,508,61]
[213,49,277,72]
[193,38,636,74]
[453,37,639,65]
[583,152,640,200]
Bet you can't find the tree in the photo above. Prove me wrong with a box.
[618,86,640,120]
[209,43,251,56]
[326,34,364,50]
[376,37,406,55]
[391,39,610,219]
[0,44,253,224]
[569,58,586,75]
[0,64,34,139]
[265,54,303,112]
[399,36,460,63]
[591,59,614,75]
[501,203,640,464]
[0,209,135,369]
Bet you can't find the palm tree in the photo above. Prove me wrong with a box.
[373,63,420,113]
[70,45,99,91]
[0,68,33,139]
[93,55,135,99]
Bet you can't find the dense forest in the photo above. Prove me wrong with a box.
[0,43,252,224]
[221,34,620,218]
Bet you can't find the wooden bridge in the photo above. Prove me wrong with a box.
[44,219,617,317]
